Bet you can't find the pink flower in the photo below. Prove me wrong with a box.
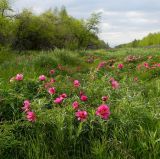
[50,78,56,83]
[48,87,56,95]
[97,61,106,69]
[144,62,149,68]
[111,80,119,89]
[96,104,110,120]
[74,80,80,88]
[26,111,36,122]
[80,95,88,101]
[118,63,124,69]
[39,75,46,81]
[102,96,109,101]
[157,63,160,67]
[75,110,88,121]
[22,100,31,112]
[15,74,23,81]
[50,69,55,75]
[54,97,64,104]
[72,101,79,110]
[60,93,67,98]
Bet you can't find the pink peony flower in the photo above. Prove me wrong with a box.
[39,75,46,81]
[48,87,56,95]
[72,101,79,110]
[54,97,64,104]
[75,110,88,121]
[111,80,119,89]
[15,74,23,81]
[97,61,106,69]
[157,63,160,67]
[26,111,36,122]
[80,95,88,101]
[22,100,31,112]
[118,63,124,69]
[74,80,80,88]
[102,96,109,101]
[144,62,149,68]
[50,78,56,83]
[60,93,67,98]
[96,104,110,120]
[50,69,55,75]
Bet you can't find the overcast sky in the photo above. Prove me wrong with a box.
[12,0,160,47]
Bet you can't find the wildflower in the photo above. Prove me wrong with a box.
[144,62,149,68]
[111,80,119,89]
[54,97,64,104]
[134,77,138,82]
[60,93,67,98]
[96,104,110,120]
[72,101,79,110]
[118,63,124,69]
[102,96,109,101]
[48,87,56,95]
[75,110,88,121]
[74,80,80,88]
[80,95,88,101]
[97,61,106,69]
[50,78,56,83]
[39,75,46,81]
[157,63,160,67]
[15,74,23,81]
[22,100,31,112]
[26,111,36,122]
[50,69,55,75]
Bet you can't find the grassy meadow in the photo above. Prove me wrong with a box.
[0,48,160,159]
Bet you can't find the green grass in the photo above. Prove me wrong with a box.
[0,48,160,159]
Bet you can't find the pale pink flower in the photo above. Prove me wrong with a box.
[97,61,106,69]
[157,63,160,67]
[75,110,88,121]
[15,74,23,81]
[39,75,46,81]
[118,63,124,69]
[96,104,110,120]
[80,95,88,101]
[111,80,119,89]
[26,111,36,122]
[72,101,79,110]
[50,78,56,83]
[48,87,56,95]
[74,80,80,88]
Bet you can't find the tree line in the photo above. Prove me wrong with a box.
[0,0,109,50]
[117,32,160,48]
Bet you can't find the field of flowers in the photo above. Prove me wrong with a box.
[0,48,160,159]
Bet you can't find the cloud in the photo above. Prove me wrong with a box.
[12,0,160,47]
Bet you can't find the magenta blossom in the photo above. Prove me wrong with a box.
[80,95,88,102]
[22,100,31,112]
[15,74,23,81]
[26,111,36,122]
[72,101,79,110]
[144,62,149,68]
[50,69,55,75]
[48,87,56,95]
[97,61,106,69]
[102,96,109,102]
[118,63,124,69]
[96,104,110,120]
[75,110,88,121]
[39,75,46,81]
[60,93,67,98]
[54,97,64,104]
[74,80,80,88]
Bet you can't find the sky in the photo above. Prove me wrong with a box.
[12,0,160,47]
